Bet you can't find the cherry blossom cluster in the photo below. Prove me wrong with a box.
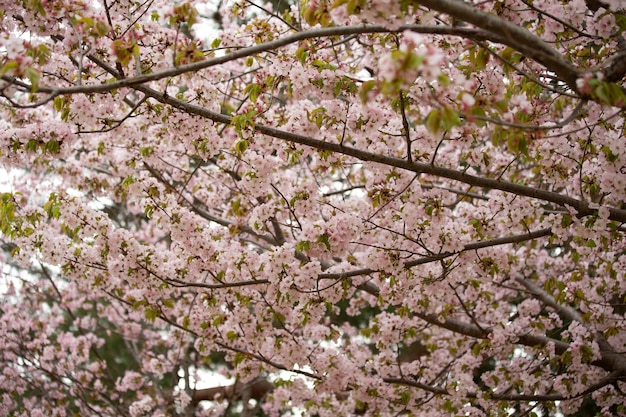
[0,0,625,416]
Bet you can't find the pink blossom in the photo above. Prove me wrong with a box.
[0,1,625,416]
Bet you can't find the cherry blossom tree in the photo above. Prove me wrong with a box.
[1,0,626,415]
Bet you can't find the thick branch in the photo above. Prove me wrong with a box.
[191,378,274,405]
[321,228,552,280]
[414,0,582,90]
[0,24,500,103]
[386,370,622,402]
[516,275,626,374]
[135,88,626,223]
[19,22,626,223]
[515,275,583,323]
[357,270,626,375]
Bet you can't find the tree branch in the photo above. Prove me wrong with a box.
[385,369,623,402]
[191,377,274,405]
[320,228,552,280]
[133,87,626,223]
[0,23,554,104]
[414,0,582,90]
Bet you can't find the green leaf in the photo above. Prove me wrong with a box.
[295,45,308,64]
[441,106,460,130]
[476,48,490,69]
[472,106,487,127]
[425,108,442,134]
[24,67,40,92]
[121,175,136,189]
[231,109,257,131]
[316,234,331,251]
[469,47,490,70]
[53,96,64,112]
[592,81,626,106]
[25,139,38,152]
[144,306,158,322]
[45,140,60,154]
[311,60,337,72]
[594,83,611,103]
[296,240,310,252]
[272,311,286,326]
[145,205,154,219]
[404,51,423,71]
[212,315,224,326]
[244,83,261,103]
[233,352,246,366]
[400,390,411,405]
[24,0,46,15]
[0,60,19,77]
[94,20,110,37]
[234,139,248,154]
[561,214,573,228]
[437,73,450,87]
[43,194,61,219]
[601,145,619,162]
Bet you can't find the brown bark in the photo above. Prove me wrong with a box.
[191,377,274,405]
